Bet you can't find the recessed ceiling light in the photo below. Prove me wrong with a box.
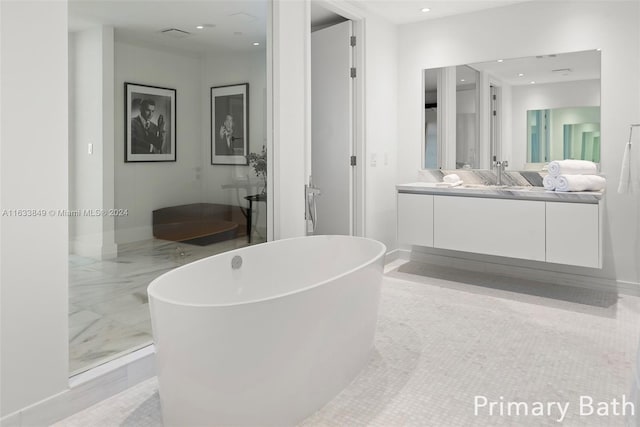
[421,7,431,12]
[253,42,260,46]
[497,59,504,63]
[518,73,524,77]
[596,48,601,51]
[460,79,465,82]
[196,25,204,30]
[530,81,536,84]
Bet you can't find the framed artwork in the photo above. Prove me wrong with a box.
[211,83,249,165]
[125,83,176,162]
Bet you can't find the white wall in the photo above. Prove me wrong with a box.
[69,26,117,258]
[201,49,267,206]
[511,79,600,169]
[114,42,203,244]
[361,10,398,249]
[272,0,308,239]
[111,42,267,244]
[398,1,640,285]
[1,0,69,416]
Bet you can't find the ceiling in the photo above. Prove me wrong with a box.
[310,2,348,30]
[68,0,268,54]
[469,50,601,86]
[424,50,600,92]
[352,0,531,24]
[68,0,535,53]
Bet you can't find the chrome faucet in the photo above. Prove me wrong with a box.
[493,159,509,185]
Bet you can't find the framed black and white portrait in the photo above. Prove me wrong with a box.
[125,83,176,162]
[211,83,249,165]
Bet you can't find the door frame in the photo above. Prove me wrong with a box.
[305,0,365,237]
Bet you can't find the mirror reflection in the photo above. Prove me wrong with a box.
[527,106,600,163]
[456,65,479,169]
[423,49,601,170]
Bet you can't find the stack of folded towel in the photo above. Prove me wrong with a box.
[435,173,463,187]
[543,160,606,192]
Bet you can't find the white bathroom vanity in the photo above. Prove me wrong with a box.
[396,183,603,268]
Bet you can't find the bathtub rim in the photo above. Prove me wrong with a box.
[147,235,386,309]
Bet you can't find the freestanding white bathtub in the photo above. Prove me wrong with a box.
[148,235,386,426]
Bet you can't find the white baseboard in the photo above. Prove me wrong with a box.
[70,239,118,260]
[116,225,153,246]
[1,346,156,427]
[408,250,640,296]
[616,280,640,296]
[384,248,410,264]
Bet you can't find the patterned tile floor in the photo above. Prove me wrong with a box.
[69,235,265,375]
[58,259,640,426]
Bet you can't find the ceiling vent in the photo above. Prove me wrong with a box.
[160,28,192,39]
[228,12,257,22]
[552,68,572,75]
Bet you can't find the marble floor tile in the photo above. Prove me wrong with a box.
[69,316,153,374]
[57,263,640,426]
[94,302,151,327]
[69,236,263,375]
[90,290,148,316]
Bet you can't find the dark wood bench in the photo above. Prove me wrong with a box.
[152,203,247,246]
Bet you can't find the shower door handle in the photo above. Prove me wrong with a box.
[305,182,321,233]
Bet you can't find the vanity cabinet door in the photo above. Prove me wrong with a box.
[545,202,600,268]
[433,196,546,261]
[397,193,434,247]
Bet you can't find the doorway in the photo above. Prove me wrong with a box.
[309,2,363,236]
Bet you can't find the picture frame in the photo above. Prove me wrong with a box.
[125,83,176,162]
[211,83,249,165]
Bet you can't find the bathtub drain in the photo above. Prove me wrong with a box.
[231,255,243,270]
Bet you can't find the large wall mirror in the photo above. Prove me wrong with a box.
[423,49,601,171]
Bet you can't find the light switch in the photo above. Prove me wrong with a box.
[88,143,93,155]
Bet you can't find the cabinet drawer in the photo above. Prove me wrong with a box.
[434,196,546,261]
[546,202,600,268]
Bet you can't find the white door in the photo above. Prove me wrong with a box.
[311,20,353,235]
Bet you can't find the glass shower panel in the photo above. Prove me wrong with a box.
[67,0,268,375]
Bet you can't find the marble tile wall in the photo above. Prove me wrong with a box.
[417,168,544,186]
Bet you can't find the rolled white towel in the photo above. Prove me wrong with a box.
[542,175,557,190]
[555,175,606,192]
[547,159,598,176]
[443,173,461,184]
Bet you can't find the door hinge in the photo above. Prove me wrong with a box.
[350,36,356,47]
[350,67,356,78]
[493,110,497,116]
[492,94,497,100]
[350,155,357,166]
